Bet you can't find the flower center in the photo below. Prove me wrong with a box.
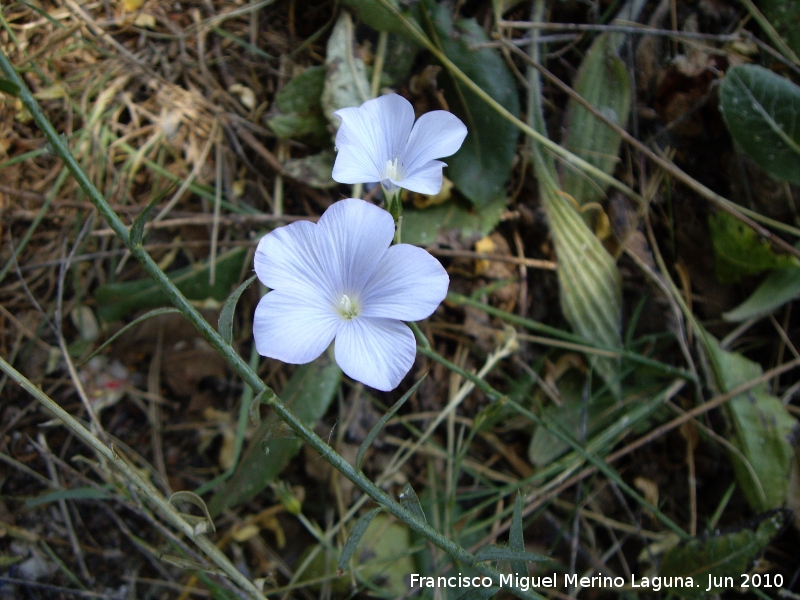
[383,157,402,181]
[338,294,360,320]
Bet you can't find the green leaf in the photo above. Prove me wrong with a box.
[218,275,256,345]
[541,177,623,395]
[561,33,631,207]
[702,333,798,512]
[0,78,20,96]
[356,376,425,471]
[509,494,526,577]
[207,357,341,516]
[401,197,506,246]
[723,265,800,322]
[25,486,109,508]
[659,510,786,598]
[94,248,246,322]
[275,66,325,114]
[337,507,382,575]
[299,514,414,596]
[80,307,180,364]
[757,0,800,64]
[456,587,500,600]
[282,150,336,189]
[719,64,800,184]
[528,373,616,467]
[321,12,371,127]
[341,0,410,34]
[399,482,426,525]
[418,0,519,207]
[709,211,796,283]
[475,545,549,563]
[266,65,329,142]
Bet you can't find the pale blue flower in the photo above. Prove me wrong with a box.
[253,199,449,391]
[332,94,467,195]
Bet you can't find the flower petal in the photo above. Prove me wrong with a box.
[332,94,415,184]
[317,199,395,293]
[253,290,339,363]
[400,110,467,178]
[254,220,338,303]
[334,317,416,391]
[361,244,449,321]
[391,160,446,196]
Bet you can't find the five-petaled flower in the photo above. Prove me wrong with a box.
[331,94,467,196]
[253,199,449,391]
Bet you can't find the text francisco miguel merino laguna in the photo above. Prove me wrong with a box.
[410,573,702,592]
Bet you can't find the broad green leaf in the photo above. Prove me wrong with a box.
[275,66,325,114]
[759,0,800,61]
[207,357,341,516]
[659,510,786,598]
[719,64,800,184]
[94,248,246,322]
[218,275,256,345]
[474,545,549,563]
[703,333,798,512]
[723,265,800,322]
[321,12,371,127]
[25,486,109,508]
[401,197,506,246]
[383,33,419,86]
[266,65,328,143]
[561,33,630,208]
[418,0,519,207]
[526,18,623,394]
[709,211,796,283]
[337,507,382,575]
[341,0,410,34]
[282,150,336,189]
[542,177,623,395]
[299,514,414,596]
[528,374,616,467]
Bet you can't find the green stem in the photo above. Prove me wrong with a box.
[0,48,545,600]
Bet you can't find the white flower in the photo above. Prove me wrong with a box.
[253,199,449,391]
[331,94,467,195]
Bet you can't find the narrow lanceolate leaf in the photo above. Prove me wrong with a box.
[321,12,371,128]
[218,274,256,345]
[474,545,549,563]
[702,332,798,512]
[337,507,382,576]
[719,64,800,184]
[561,33,631,208]
[399,482,426,525]
[509,494,527,577]
[542,175,623,395]
[723,265,800,322]
[356,375,425,472]
[659,510,786,598]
